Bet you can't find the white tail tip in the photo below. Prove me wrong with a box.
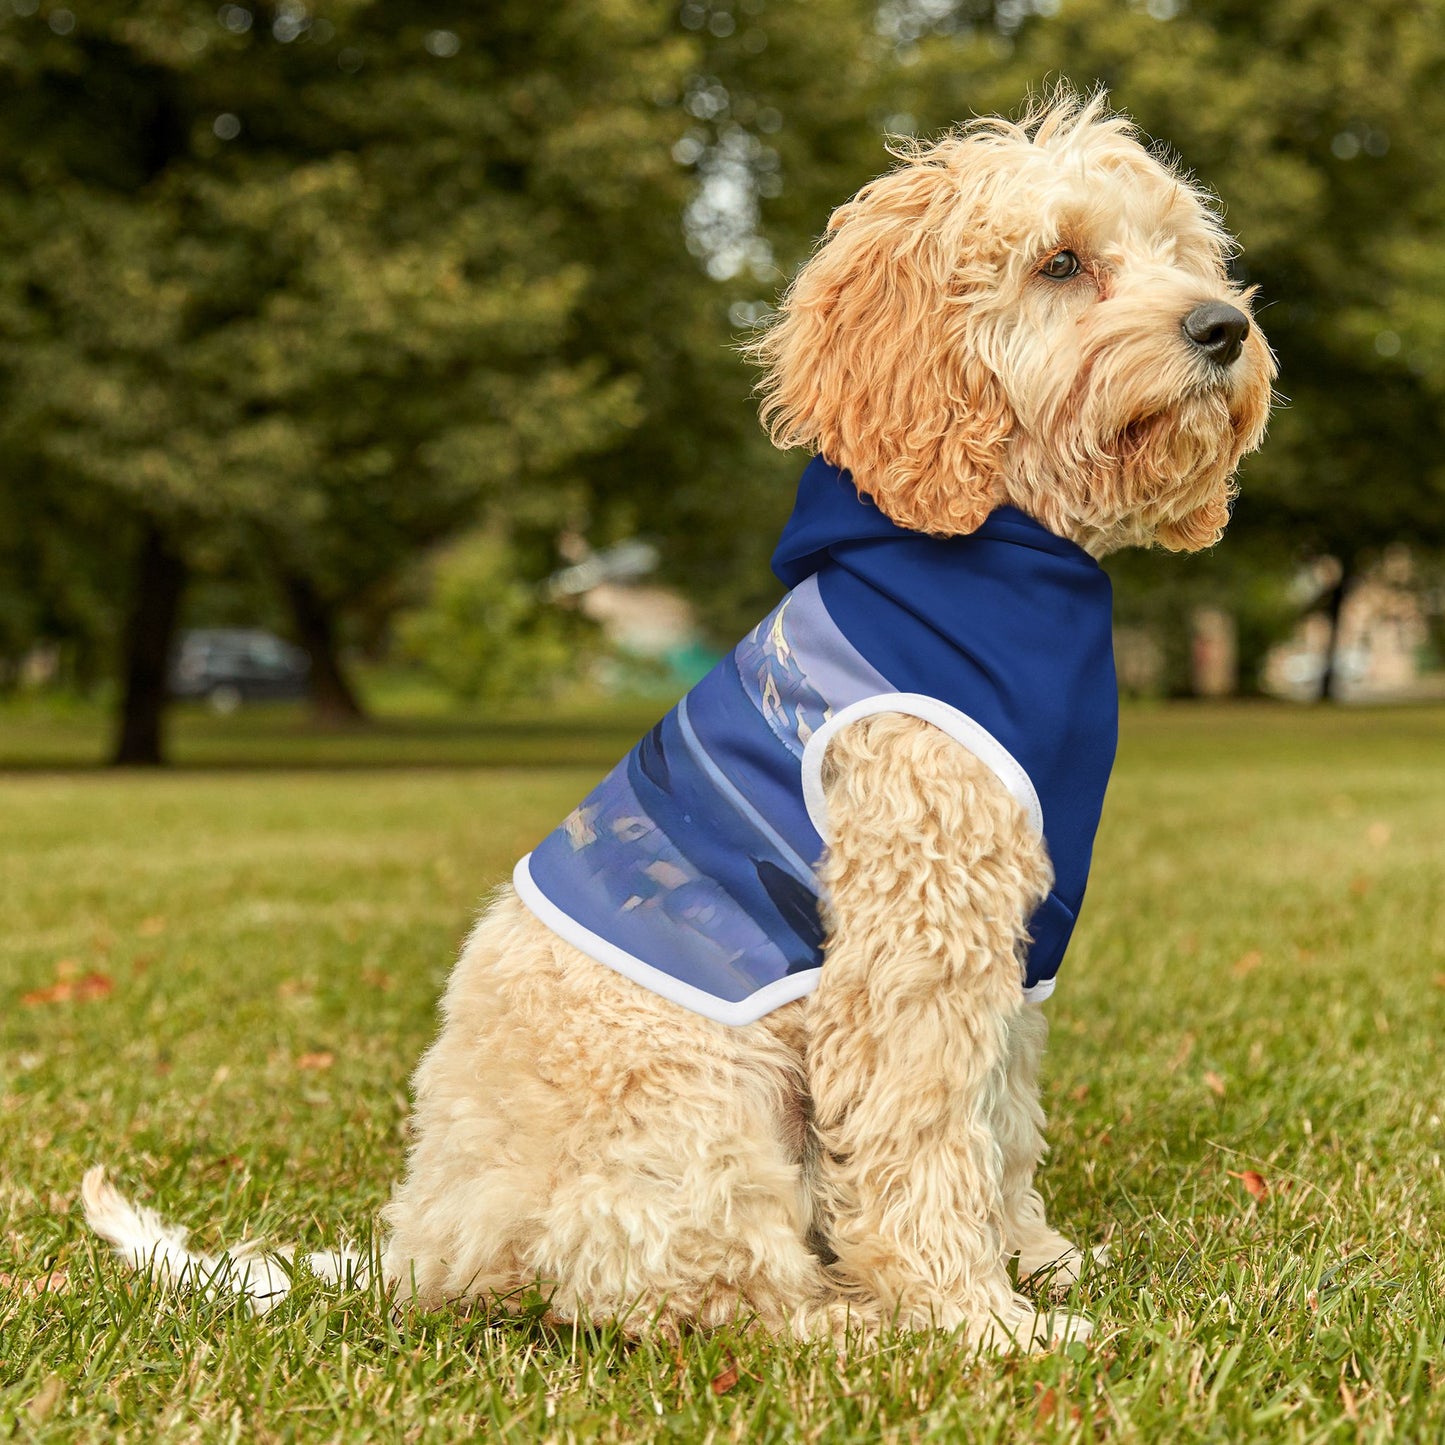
[81,1166,368,1315]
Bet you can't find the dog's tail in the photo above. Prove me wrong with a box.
[81,1165,368,1315]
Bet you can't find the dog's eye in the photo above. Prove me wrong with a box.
[1040,250,1081,280]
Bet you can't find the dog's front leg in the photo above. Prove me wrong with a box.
[806,712,1088,1350]
[995,1004,1101,1290]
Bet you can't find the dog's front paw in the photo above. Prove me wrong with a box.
[972,1295,1093,1353]
[1017,1240,1110,1293]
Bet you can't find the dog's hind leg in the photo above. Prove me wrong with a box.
[383,892,834,1337]
[804,713,1090,1350]
[512,981,837,1339]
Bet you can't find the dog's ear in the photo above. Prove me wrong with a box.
[749,152,1012,536]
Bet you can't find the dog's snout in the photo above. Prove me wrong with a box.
[1182,302,1250,367]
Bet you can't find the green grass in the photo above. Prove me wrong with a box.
[2,702,1443,1442]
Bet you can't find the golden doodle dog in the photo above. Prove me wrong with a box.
[85,91,1273,1351]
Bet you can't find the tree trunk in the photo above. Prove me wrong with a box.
[112,524,187,766]
[281,571,366,725]
[1317,556,1355,703]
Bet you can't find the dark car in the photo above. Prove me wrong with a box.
[170,629,311,712]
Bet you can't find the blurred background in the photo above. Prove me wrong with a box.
[2,0,1443,766]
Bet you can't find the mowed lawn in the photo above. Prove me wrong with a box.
[2,703,1443,1442]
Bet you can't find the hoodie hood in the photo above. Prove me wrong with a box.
[772,455,1095,587]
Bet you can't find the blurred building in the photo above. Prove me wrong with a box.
[1262,549,1441,701]
[547,540,718,690]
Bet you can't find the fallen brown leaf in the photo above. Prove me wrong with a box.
[0,1268,70,1299]
[1204,1070,1227,1098]
[295,1051,334,1071]
[1070,1083,1090,1102]
[1349,875,1372,898]
[1034,1386,1058,1425]
[711,1357,740,1396]
[21,983,68,1006]
[21,972,113,1007]
[1232,950,1263,977]
[1228,1169,1268,1201]
[138,915,167,937]
[1433,973,1445,990]
[361,969,394,992]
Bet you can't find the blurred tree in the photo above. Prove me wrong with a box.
[395,530,600,706]
[0,451,129,694]
[572,0,889,638]
[0,1,698,758]
[11,0,1440,740]
[0,0,908,753]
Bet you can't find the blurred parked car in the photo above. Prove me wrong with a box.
[170,629,310,713]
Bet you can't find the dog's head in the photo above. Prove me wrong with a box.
[751,90,1275,553]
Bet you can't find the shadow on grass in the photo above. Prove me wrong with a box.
[0,700,673,774]
[5,697,1445,775]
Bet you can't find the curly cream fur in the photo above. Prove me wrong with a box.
[804,714,1085,1343]
[85,89,1272,1355]
[380,897,829,1336]
[381,715,1086,1350]
[379,89,1275,1347]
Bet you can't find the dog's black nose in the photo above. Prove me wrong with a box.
[1182,302,1250,367]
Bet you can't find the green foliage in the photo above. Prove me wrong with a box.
[0,1,679,615]
[2,703,1444,1439]
[0,0,891,683]
[395,533,601,705]
[0,459,131,688]
[573,0,887,640]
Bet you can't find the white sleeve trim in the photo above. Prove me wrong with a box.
[1021,977,1056,1004]
[799,692,1044,841]
[511,854,822,1027]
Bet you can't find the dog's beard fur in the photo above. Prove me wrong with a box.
[1009,327,1273,554]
